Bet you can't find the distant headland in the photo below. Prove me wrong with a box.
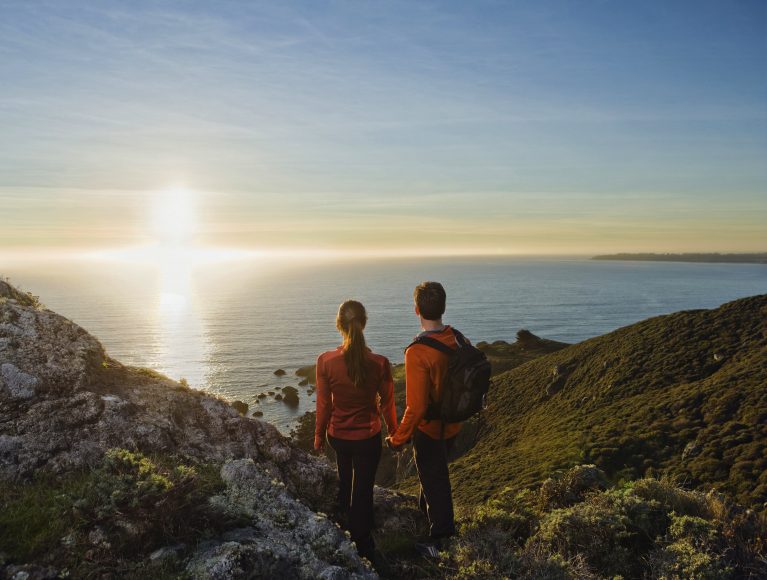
[592,252,767,264]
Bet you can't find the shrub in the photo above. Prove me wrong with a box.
[669,514,722,550]
[538,465,608,510]
[648,538,734,580]
[630,477,710,518]
[0,449,232,575]
[528,498,633,577]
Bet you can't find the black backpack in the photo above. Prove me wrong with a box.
[409,328,492,425]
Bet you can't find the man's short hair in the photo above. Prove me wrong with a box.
[414,281,446,321]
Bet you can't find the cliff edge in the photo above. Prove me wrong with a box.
[0,279,418,578]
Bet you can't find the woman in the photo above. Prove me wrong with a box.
[314,300,398,563]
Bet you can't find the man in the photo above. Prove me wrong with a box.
[386,281,462,556]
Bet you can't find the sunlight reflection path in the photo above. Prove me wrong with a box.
[153,248,211,388]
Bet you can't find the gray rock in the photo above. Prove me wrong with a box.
[187,459,377,579]
[3,565,59,580]
[149,544,185,565]
[1,363,38,399]
[88,526,110,548]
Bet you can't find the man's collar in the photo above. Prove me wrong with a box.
[416,325,449,339]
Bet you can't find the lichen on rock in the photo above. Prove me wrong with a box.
[188,458,377,579]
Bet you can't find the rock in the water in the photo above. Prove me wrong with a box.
[275,394,283,401]
[282,386,299,407]
[257,393,267,399]
[253,411,263,417]
[295,364,316,384]
[299,378,309,386]
[231,400,248,415]
[274,369,286,377]
[516,329,542,348]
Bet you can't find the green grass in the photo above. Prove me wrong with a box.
[445,295,767,515]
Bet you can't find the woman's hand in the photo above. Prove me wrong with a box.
[314,435,325,452]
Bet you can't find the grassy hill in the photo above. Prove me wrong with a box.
[448,295,767,515]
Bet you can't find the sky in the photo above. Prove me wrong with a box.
[1,0,766,257]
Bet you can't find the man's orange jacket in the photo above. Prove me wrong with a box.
[389,326,462,447]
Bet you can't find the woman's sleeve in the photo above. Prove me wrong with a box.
[314,355,331,440]
[378,359,398,436]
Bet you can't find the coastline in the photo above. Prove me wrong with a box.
[592,252,767,264]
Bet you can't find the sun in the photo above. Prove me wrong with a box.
[150,186,197,245]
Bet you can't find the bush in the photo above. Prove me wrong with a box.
[439,467,766,580]
[538,464,608,510]
[630,478,710,518]
[529,497,633,577]
[648,538,734,580]
[0,449,232,576]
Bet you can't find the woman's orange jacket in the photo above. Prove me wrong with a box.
[315,347,398,441]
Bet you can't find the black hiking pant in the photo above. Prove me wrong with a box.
[328,431,382,561]
[413,429,457,540]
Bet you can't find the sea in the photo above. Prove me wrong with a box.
[2,255,765,434]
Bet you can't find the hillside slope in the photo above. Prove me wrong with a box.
[450,294,767,514]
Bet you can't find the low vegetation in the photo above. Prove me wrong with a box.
[435,465,767,579]
[445,295,767,516]
[3,457,763,579]
[0,449,236,578]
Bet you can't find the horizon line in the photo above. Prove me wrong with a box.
[1,244,766,264]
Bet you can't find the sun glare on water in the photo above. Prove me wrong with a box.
[145,187,212,388]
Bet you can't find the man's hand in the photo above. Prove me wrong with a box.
[385,436,405,453]
[314,435,325,452]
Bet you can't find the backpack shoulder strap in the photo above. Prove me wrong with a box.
[407,335,456,356]
[451,328,468,347]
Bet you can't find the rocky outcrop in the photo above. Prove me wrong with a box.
[515,329,542,348]
[186,459,375,579]
[0,281,422,577]
[0,286,337,512]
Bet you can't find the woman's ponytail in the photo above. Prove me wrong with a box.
[336,300,369,389]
